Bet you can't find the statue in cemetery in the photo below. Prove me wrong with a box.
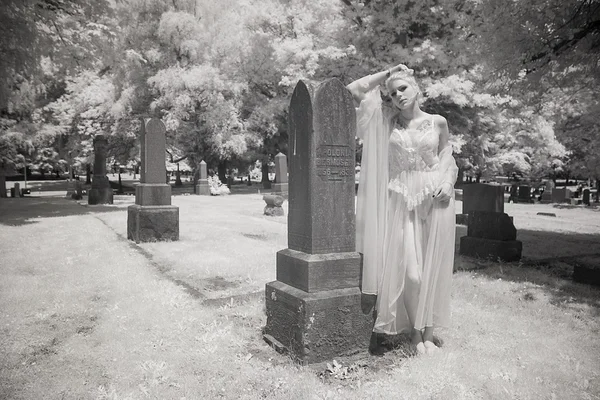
[207,169,231,195]
[347,64,458,355]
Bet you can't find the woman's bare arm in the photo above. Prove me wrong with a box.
[346,64,407,105]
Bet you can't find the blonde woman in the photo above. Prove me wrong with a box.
[348,64,458,355]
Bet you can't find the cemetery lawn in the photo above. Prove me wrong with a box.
[1,194,599,399]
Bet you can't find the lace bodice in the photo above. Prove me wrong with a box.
[389,118,440,175]
[388,118,441,211]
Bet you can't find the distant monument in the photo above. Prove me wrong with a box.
[88,135,113,205]
[127,118,179,243]
[272,152,288,195]
[195,161,210,196]
[263,79,371,364]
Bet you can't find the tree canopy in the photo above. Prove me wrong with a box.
[0,0,596,183]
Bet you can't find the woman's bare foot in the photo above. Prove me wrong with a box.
[423,340,438,355]
[411,328,425,355]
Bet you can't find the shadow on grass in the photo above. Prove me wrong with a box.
[456,225,600,318]
[0,197,124,227]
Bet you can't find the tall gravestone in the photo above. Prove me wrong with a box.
[88,135,113,205]
[127,118,179,243]
[272,152,288,195]
[195,160,210,196]
[263,79,372,364]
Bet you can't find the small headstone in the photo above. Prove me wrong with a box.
[517,185,532,203]
[195,161,210,196]
[264,79,371,364]
[272,152,289,195]
[88,135,113,205]
[551,187,570,203]
[13,183,21,198]
[467,211,516,241]
[583,189,591,206]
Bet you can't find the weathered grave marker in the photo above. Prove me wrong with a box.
[127,118,179,242]
[272,152,288,195]
[88,135,113,205]
[195,161,210,196]
[263,79,371,364]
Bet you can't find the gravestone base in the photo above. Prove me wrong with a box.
[135,184,171,205]
[127,205,179,243]
[276,249,361,292]
[460,236,522,262]
[88,188,113,205]
[540,192,552,203]
[455,213,468,225]
[195,179,211,196]
[264,281,372,364]
[89,175,113,205]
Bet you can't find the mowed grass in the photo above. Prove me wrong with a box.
[0,195,599,399]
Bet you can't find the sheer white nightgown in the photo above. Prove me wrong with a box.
[355,87,458,334]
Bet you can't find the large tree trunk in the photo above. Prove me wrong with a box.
[217,161,227,184]
[0,167,7,198]
[86,164,92,184]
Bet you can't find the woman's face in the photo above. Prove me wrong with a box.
[388,78,418,110]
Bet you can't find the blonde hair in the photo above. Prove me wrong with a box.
[385,67,421,94]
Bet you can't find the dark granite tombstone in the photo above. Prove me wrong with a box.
[127,118,179,243]
[12,182,21,198]
[540,181,554,203]
[264,79,372,364]
[88,135,113,205]
[462,183,504,214]
[460,211,522,261]
[583,189,591,206]
[195,161,210,196]
[518,185,532,203]
[551,187,570,203]
[272,152,289,195]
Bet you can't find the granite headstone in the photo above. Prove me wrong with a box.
[264,79,371,364]
[127,118,179,242]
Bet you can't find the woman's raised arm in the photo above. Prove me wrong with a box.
[346,64,408,105]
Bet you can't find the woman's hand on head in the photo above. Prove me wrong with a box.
[433,182,454,202]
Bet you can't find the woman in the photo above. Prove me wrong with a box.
[347,64,458,355]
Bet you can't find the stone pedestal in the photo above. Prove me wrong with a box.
[459,211,522,261]
[127,205,179,243]
[196,179,211,196]
[127,118,179,243]
[264,79,371,364]
[89,175,113,204]
[264,282,371,364]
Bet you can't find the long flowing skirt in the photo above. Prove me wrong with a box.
[373,191,456,334]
